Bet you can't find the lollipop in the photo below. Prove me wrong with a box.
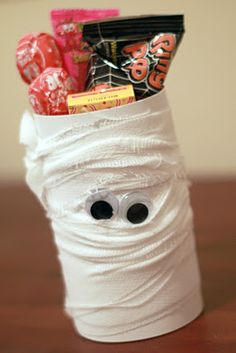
[16,32,63,84]
[28,67,76,115]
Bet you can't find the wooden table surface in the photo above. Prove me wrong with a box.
[0,180,235,353]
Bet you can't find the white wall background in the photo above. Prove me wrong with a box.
[0,0,236,181]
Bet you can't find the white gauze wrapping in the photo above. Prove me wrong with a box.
[20,89,203,343]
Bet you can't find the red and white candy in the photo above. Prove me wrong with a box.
[16,32,63,84]
[28,67,76,115]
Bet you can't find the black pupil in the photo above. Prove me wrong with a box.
[127,203,149,224]
[90,200,113,220]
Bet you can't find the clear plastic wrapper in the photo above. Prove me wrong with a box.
[50,9,120,92]
[16,32,63,84]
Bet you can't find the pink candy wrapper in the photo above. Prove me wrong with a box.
[50,9,119,92]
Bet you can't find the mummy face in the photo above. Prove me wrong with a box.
[85,189,151,223]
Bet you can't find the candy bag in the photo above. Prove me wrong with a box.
[83,15,184,99]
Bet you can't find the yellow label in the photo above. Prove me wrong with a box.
[67,85,135,114]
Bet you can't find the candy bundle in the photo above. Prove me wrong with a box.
[16,10,184,115]
[16,9,119,115]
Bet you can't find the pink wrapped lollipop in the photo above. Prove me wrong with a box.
[16,32,63,84]
[28,67,76,115]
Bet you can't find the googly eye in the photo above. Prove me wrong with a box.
[120,192,152,224]
[85,189,119,220]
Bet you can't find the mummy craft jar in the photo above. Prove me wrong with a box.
[20,88,203,342]
[19,12,203,343]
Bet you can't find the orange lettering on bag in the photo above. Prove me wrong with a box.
[156,59,170,74]
[123,42,148,59]
[150,34,176,58]
[148,71,166,90]
[127,58,148,82]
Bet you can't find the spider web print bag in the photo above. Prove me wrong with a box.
[20,88,204,342]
